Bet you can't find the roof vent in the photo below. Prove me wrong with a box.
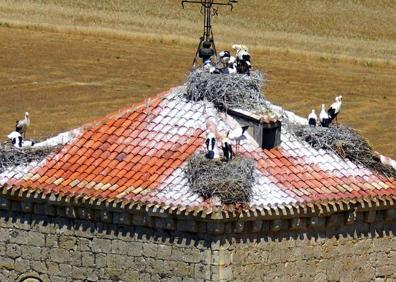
[228,109,281,149]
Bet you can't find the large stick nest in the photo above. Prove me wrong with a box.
[185,153,255,204]
[0,143,59,174]
[289,125,396,178]
[184,70,267,112]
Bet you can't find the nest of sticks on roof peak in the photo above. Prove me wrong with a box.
[289,124,396,178]
[0,142,59,174]
[184,70,267,112]
[185,153,255,204]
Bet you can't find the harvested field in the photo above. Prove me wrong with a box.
[0,27,395,158]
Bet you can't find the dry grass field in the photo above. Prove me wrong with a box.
[0,1,395,157]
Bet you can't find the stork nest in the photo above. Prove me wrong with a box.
[184,70,267,112]
[0,142,59,174]
[185,153,255,204]
[289,125,396,178]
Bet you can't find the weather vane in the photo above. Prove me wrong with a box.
[181,0,238,66]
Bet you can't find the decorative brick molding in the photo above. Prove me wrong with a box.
[1,193,396,237]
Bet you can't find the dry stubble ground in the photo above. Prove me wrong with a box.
[0,26,395,158]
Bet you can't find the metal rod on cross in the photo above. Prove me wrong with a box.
[181,0,237,67]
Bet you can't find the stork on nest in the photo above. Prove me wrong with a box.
[16,112,30,138]
[185,153,255,204]
[184,70,267,112]
[289,124,396,179]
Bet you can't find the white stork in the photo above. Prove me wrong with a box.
[221,136,233,162]
[16,112,30,138]
[8,131,23,148]
[7,131,34,148]
[228,125,249,154]
[219,50,231,65]
[307,109,317,126]
[205,132,217,159]
[227,56,237,74]
[319,104,331,127]
[327,96,343,125]
[232,44,252,74]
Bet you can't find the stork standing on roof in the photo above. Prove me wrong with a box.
[307,109,317,126]
[228,125,249,154]
[319,104,331,127]
[327,96,343,126]
[16,112,30,138]
[221,135,233,161]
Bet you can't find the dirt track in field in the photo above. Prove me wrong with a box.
[0,27,395,158]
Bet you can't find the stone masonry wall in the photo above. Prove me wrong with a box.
[1,207,396,281]
[221,224,396,281]
[0,210,217,282]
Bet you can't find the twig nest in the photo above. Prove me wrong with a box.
[0,143,59,173]
[186,153,255,204]
[184,70,267,112]
[289,124,396,178]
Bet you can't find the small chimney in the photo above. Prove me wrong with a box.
[228,109,281,149]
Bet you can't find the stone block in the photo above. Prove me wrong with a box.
[71,266,87,280]
[211,250,231,266]
[46,234,58,248]
[111,239,129,255]
[6,244,21,258]
[194,263,211,280]
[142,243,158,258]
[95,253,107,268]
[21,245,47,260]
[59,263,72,277]
[59,236,77,250]
[27,231,46,247]
[9,229,30,245]
[78,238,92,252]
[81,251,95,267]
[14,257,31,272]
[157,244,172,260]
[92,238,112,253]
[127,241,143,257]
[31,260,47,273]
[47,262,61,276]
[50,248,70,264]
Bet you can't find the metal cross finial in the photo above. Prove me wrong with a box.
[181,0,238,67]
